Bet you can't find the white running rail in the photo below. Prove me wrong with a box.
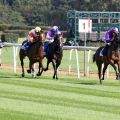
[0,42,109,79]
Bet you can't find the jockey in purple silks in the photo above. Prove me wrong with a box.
[103,27,119,55]
[105,27,119,45]
[44,26,61,56]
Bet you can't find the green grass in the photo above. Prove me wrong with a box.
[0,70,120,120]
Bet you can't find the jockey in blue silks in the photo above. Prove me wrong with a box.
[103,27,119,55]
[44,26,61,56]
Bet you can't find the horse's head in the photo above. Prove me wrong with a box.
[35,31,46,43]
[51,33,63,53]
[40,31,46,42]
[111,36,120,46]
[54,33,64,46]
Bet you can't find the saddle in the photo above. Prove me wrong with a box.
[21,38,41,53]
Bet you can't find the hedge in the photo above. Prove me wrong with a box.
[1,33,18,43]
[0,24,50,31]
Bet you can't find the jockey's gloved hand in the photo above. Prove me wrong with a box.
[49,39,54,43]
[107,42,111,46]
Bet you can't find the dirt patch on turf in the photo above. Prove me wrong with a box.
[0,63,117,80]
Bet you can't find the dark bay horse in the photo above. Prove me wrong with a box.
[42,34,64,79]
[93,38,120,84]
[19,31,45,77]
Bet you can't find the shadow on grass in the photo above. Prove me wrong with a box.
[66,81,98,85]
[78,82,97,85]
[0,75,21,79]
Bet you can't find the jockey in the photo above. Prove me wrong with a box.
[103,27,119,55]
[29,26,42,42]
[21,26,42,52]
[46,26,60,42]
[105,27,119,45]
[44,26,61,55]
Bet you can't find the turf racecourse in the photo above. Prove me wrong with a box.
[0,70,120,120]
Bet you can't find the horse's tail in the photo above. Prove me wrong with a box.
[93,53,96,63]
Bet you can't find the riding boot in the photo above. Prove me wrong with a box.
[43,42,49,57]
[103,44,109,56]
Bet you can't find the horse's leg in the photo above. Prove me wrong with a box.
[20,58,25,77]
[19,50,25,77]
[31,63,36,77]
[27,60,35,77]
[101,64,108,80]
[37,61,44,76]
[110,62,118,80]
[28,61,36,77]
[96,62,102,79]
[37,47,45,76]
[51,59,57,79]
[27,61,31,73]
[44,60,50,71]
[55,61,61,80]
[37,62,42,76]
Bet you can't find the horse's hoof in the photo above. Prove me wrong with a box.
[21,74,24,77]
[101,78,104,80]
[44,68,48,71]
[36,73,41,76]
[27,69,31,73]
[116,76,120,80]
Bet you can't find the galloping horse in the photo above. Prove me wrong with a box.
[93,37,120,84]
[19,31,45,77]
[42,34,63,79]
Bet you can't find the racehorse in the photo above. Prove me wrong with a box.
[93,37,120,84]
[41,34,64,79]
[19,31,45,77]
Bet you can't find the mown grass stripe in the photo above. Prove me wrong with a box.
[0,90,120,115]
[0,83,120,109]
[0,108,66,120]
[0,97,120,120]
[0,79,120,100]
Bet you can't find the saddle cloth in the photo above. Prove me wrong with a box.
[99,48,104,56]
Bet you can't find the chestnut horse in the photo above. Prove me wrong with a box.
[93,37,120,84]
[19,31,45,77]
